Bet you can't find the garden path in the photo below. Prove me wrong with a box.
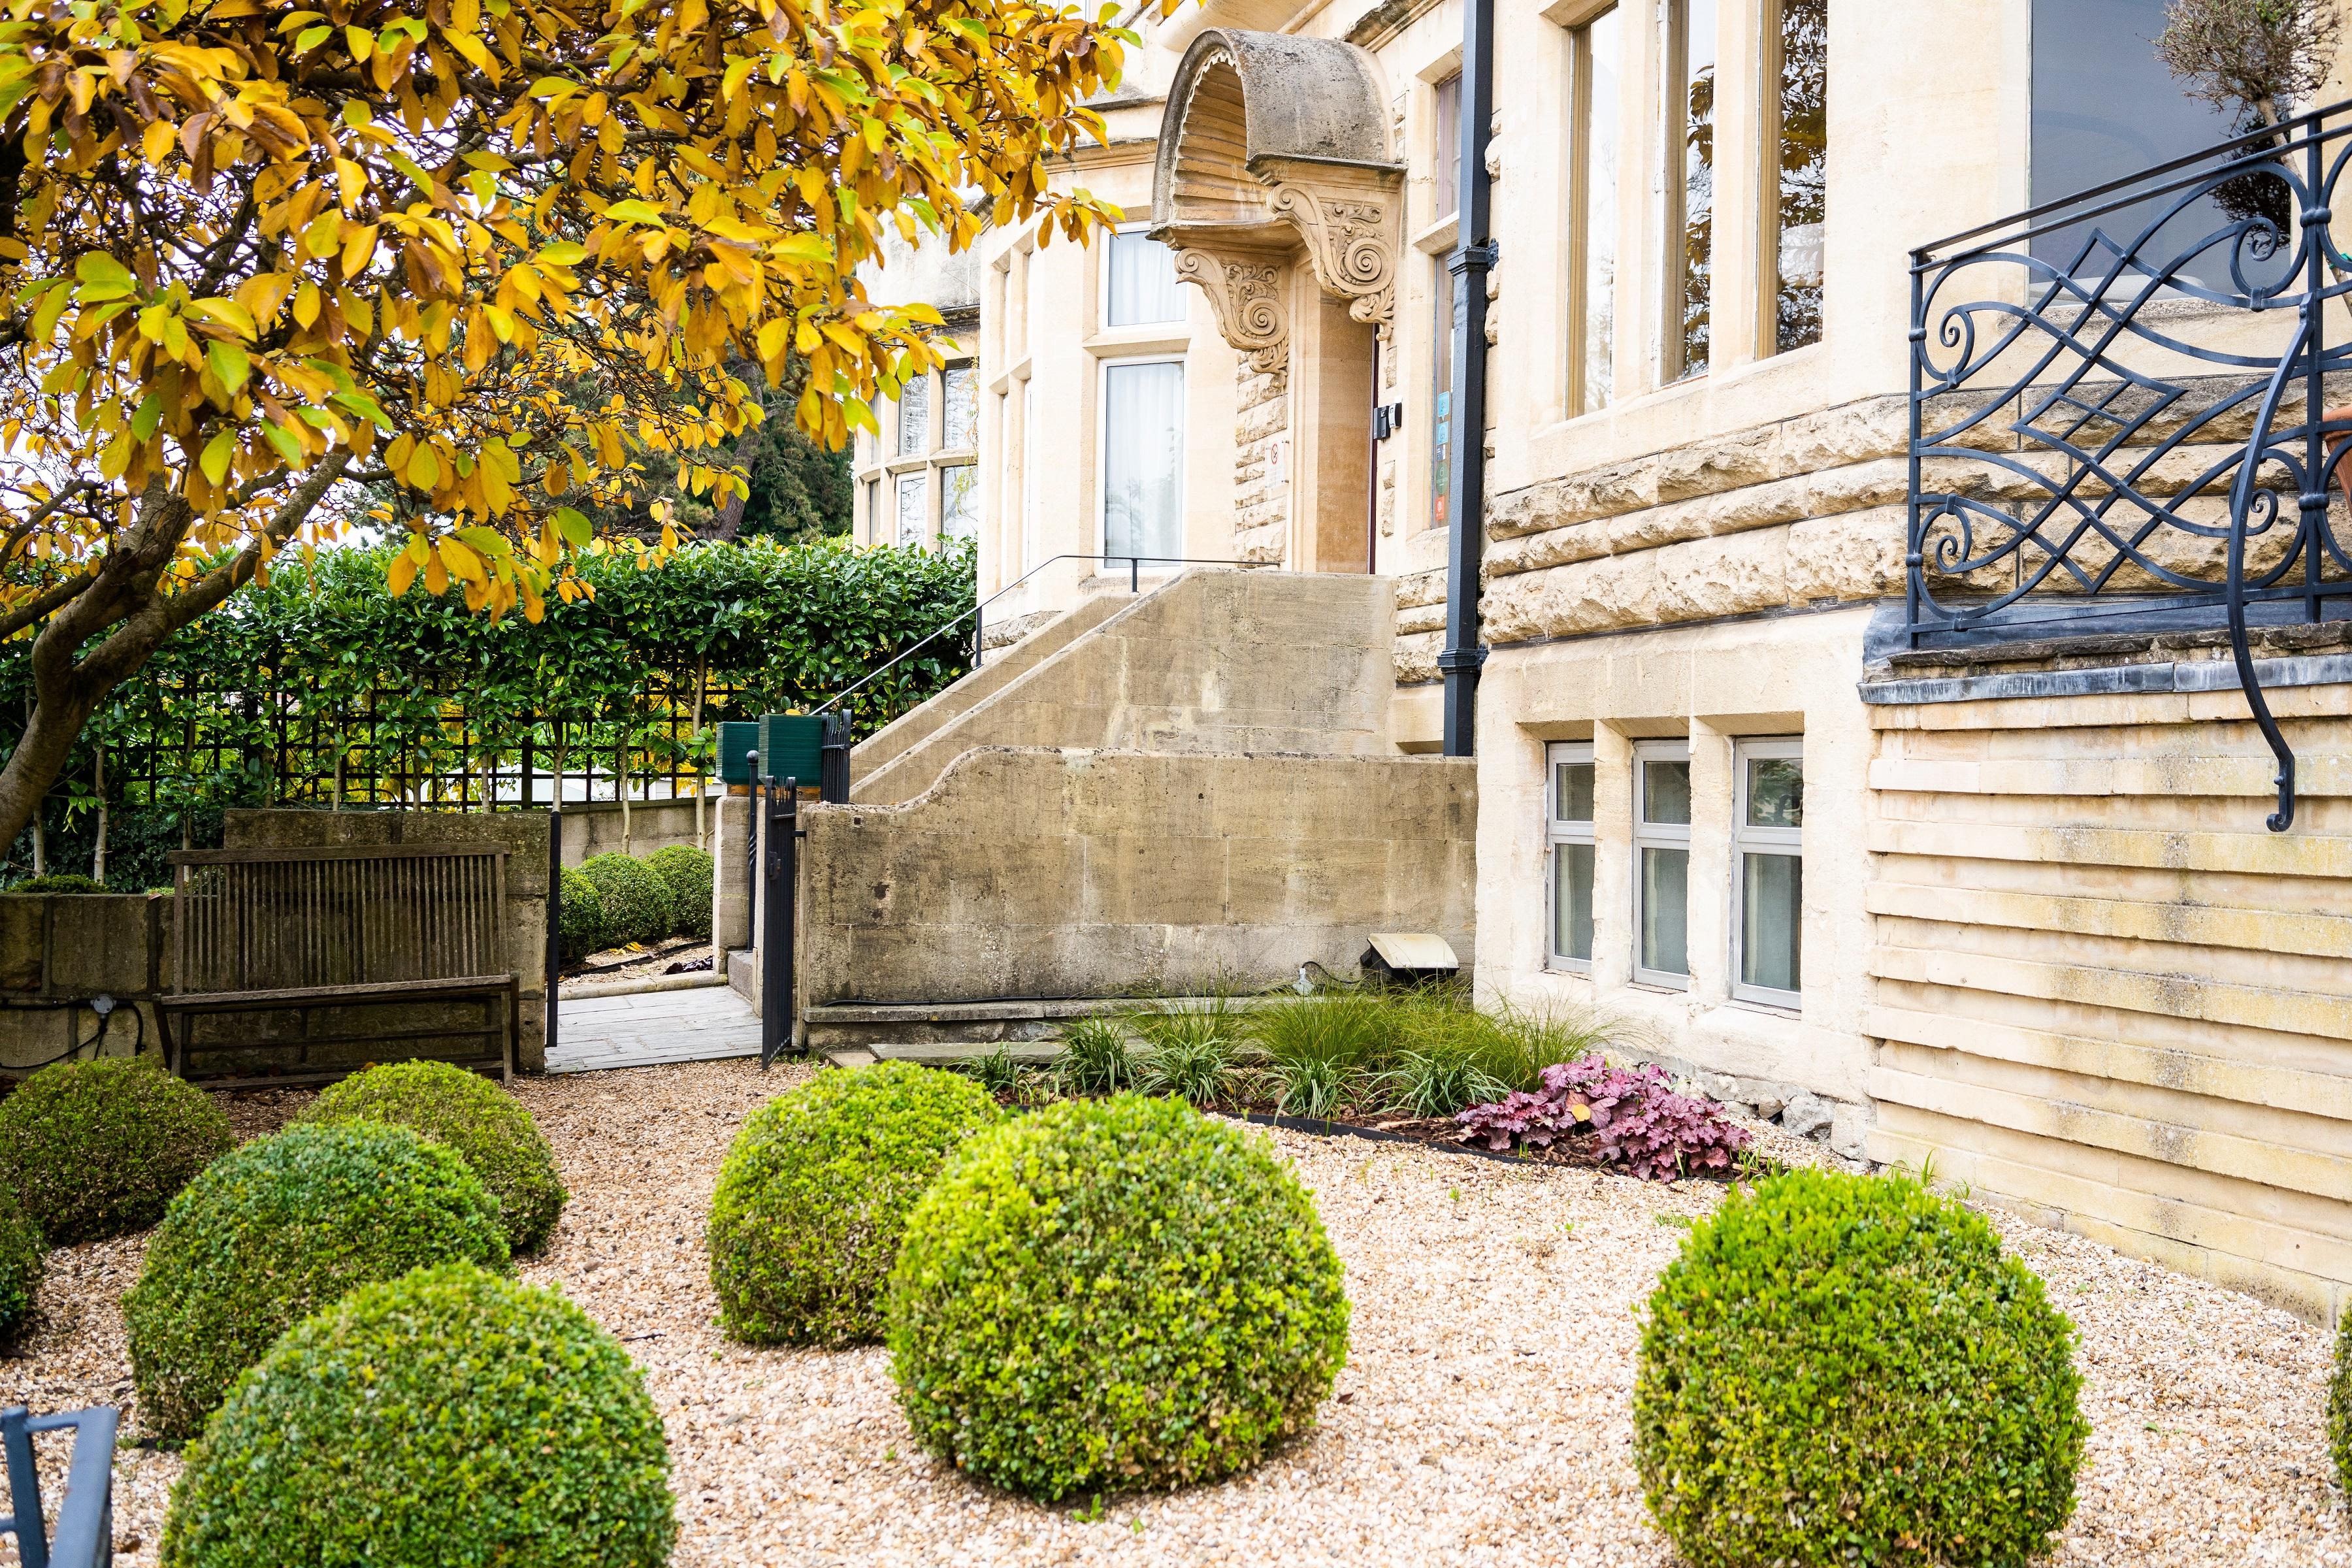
[547,983,762,1073]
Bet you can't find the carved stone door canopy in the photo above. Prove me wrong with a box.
[1150,29,1403,359]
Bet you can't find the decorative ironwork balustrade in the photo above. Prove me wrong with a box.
[1908,99,2352,831]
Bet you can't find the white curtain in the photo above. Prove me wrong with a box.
[1106,232,1185,328]
[1102,361,1184,563]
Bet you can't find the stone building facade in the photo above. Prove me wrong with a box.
[858,0,2352,1322]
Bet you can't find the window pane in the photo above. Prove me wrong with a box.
[894,473,926,546]
[1741,851,1802,992]
[1553,841,1596,963]
[1772,0,1826,353]
[1575,9,1622,413]
[1661,0,1716,379]
[1554,759,1596,823]
[1746,756,1803,827]
[1431,265,1456,527]
[864,478,879,544]
[1106,231,1186,327]
[1641,846,1690,975]
[897,376,930,457]
[1102,361,1184,561]
[1435,74,1463,220]
[1020,381,1037,570]
[941,463,978,544]
[1641,758,1691,826]
[943,366,978,451]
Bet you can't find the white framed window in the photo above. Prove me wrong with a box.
[1763,0,1826,355]
[1433,72,1463,221]
[1658,0,1716,382]
[941,462,978,544]
[894,472,928,547]
[1567,5,1622,415]
[863,478,879,545]
[1099,355,1184,565]
[896,376,932,457]
[1546,742,1597,970]
[942,364,978,451]
[1632,738,1691,987]
[1732,737,1803,1004]
[1104,229,1186,328]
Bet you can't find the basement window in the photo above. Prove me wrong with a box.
[1732,737,1803,1004]
[1546,742,1597,971]
[1632,739,1691,987]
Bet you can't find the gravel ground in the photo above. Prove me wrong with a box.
[3,1058,2345,1567]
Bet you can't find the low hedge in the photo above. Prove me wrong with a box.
[0,1055,234,1243]
[2331,1312,2352,1497]
[5,874,106,894]
[645,845,713,941]
[559,866,611,964]
[709,1062,1000,1347]
[159,1262,676,1568]
[886,1093,1350,1501]
[0,1177,41,1339]
[125,1122,510,1438]
[297,1060,568,1253]
[580,853,670,949]
[1633,1168,2087,1567]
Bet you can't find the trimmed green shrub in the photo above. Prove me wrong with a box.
[580,853,670,949]
[159,1261,675,1568]
[0,1177,41,1339]
[559,866,612,964]
[709,1062,1000,1346]
[0,1055,234,1244]
[125,1122,510,1438]
[2330,1311,2352,1498]
[886,1093,1350,1501]
[1634,1168,2087,1567]
[6,873,106,894]
[297,1060,568,1253]
[645,844,713,941]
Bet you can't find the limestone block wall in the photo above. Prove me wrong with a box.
[803,746,1477,1006]
[852,568,1399,806]
[0,893,165,1074]
[1233,361,1290,563]
[1861,654,2352,1321]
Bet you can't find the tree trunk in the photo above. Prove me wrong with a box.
[92,744,106,885]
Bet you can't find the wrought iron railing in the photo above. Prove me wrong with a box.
[2,1403,118,1568]
[1908,99,2352,831]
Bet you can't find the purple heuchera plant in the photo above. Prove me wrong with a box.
[1455,1056,1750,1181]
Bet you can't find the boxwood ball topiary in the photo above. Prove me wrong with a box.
[885,1092,1350,1501]
[580,853,670,949]
[0,1177,41,1339]
[645,845,714,941]
[559,866,612,964]
[708,1061,1000,1347]
[0,1055,234,1244]
[2330,1310,2352,1497]
[125,1121,510,1438]
[1634,1168,2087,1568]
[297,1060,568,1253]
[159,1262,675,1568]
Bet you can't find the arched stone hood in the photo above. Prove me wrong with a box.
[1149,29,1402,363]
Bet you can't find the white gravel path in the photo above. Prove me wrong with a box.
[3,1056,2345,1567]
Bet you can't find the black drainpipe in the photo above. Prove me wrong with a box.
[1439,0,1497,757]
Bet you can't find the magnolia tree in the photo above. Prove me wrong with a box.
[0,0,1132,851]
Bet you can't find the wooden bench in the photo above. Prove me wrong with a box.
[160,843,516,1086]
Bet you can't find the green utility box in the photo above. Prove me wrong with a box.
[755,713,826,787]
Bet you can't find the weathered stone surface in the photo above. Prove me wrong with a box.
[1780,1089,1835,1141]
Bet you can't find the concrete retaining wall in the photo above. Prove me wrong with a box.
[804,746,1475,1005]
[1861,668,2352,1321]
[559,796,709,864]
[0,894,165,1075]
[851,569,1399,806]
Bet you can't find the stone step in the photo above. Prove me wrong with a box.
[727,948,757,1011]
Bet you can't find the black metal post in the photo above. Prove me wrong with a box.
[544,805,561,1060]
[819,712,851,805]
[759,774,798,1066]
[1,1404,43,1568]
[1129,555,1139,594]
[1439,0,1497,757]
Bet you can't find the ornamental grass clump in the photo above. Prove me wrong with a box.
[159,1262,674,1568]
[708,1062,1000,1347]
[886,1093,1350,1502]
[646,844,715,941]
[297,1060,568,1253]
[0,1055,233,1244]
[125,1122,510,1438]
[1049,1015,1137,1095]
[1635,1168,2087,1567]
[0,1179,41,1339]
[580,853,671,949]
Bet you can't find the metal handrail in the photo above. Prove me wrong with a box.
[811,553,1272,719]
[3,1404,118,1568]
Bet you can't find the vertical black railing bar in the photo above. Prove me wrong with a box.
[544,806,561,1058]
[759,772,797,1068]
[2,1403,118,1568]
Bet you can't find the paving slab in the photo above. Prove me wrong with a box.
[546,983,763,1073]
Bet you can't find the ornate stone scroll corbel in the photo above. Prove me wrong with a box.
[1169,246,1290,374]
[1266,182,1397,327]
